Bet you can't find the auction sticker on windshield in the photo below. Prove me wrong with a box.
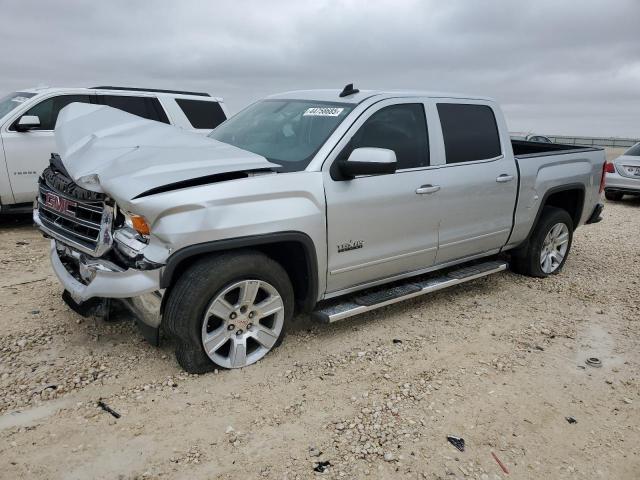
[303,107,344,117]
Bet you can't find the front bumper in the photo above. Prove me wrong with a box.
[50,241,162,306]
[605,172,640,194]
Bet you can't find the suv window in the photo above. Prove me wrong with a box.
[100,95,169,123]
[16,94,93,130]
[437,103,501,164]
[176,99,226,129]
[344,103,429,170]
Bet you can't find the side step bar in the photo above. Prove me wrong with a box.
[313,260,508,323]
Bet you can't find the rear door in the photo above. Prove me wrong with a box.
[429,100,517,264]
[323,99,440,294]
[2,93,95,203]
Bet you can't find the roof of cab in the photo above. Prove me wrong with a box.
[266,88,495,104]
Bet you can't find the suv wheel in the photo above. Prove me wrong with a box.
[605,191,623,201]
[511,206,573,278]
[164,251,294,373]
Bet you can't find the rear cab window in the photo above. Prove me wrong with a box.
[175,99,226,129]
[437,103,501,164]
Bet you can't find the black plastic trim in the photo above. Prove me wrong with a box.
[0,202,33,214]
[513,144,603,159]
[340,83,360,97]
[586,203,604,224]
[501,158,522,251]
[132,170,272,199]
[604,187,640,195]
[160,232,319,310]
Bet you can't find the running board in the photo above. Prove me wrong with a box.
[312,260,508,323]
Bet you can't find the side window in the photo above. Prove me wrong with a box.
[437,103,502,164]
[175,99,226,129]
[101,95,169,123]
[18,95,92,130]
[344,103,429,170]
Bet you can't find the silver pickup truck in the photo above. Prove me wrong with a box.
[34,85,606,373]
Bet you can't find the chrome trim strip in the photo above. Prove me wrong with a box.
[34,205,114,257]
[330,246,438,275]
[39,214,98,242]
[36,180,114,257]
[35,209,97,255]
[438,228,511,249]
[38,200,102,231]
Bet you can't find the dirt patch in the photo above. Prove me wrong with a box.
[1,197,639,479]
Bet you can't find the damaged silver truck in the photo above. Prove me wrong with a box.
[34,85,606,373]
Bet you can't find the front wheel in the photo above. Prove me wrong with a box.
[511,206,573,278]
[163,251,294,373]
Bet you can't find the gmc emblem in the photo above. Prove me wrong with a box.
[44,192,76,216]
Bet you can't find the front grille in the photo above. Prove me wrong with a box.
[37,181,111,254]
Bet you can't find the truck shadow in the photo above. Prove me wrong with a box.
[0,213,34,229]
[620,196,640,206]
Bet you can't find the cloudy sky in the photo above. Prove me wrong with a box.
[1,0,638,137]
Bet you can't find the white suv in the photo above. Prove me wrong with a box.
[0,86,228,213]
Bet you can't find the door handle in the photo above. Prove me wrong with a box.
[416,184,440,194]
[496,174,514,183]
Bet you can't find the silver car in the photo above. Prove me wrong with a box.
[604,142,640,201]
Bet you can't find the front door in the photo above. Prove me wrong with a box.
[324,100,440,293]
[2,94,94,203]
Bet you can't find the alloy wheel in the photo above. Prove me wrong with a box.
[540,223,570,274]
[201,279,284,368]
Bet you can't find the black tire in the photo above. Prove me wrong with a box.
[511,206,573,278]
[604,191,623,201]
[163,250,294,374]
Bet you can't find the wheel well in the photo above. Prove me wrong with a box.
[255,241,313,310]
[162,236,318,313]
[543,188,584,228]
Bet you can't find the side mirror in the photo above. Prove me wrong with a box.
[15,115,41,132]
[340,147,397,178]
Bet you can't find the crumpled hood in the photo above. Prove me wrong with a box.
[55,103,278,201]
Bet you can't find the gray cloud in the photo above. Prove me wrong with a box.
[0,0,638,136]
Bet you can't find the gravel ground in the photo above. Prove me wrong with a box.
[0,196,638,479]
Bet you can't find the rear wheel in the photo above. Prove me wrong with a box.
[511,206,573,278]
[164,251,294,373]
[605,191,624,201]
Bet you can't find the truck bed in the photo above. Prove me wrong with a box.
[505,140,606,251]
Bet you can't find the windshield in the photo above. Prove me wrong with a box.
[0,92,36,119]
[209,99,354,172]
[624,142,640,157]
